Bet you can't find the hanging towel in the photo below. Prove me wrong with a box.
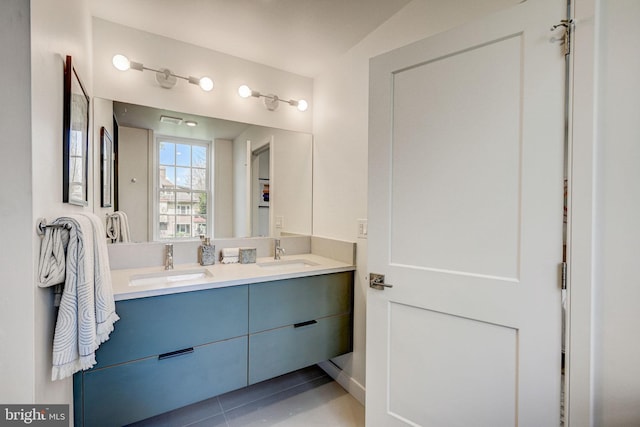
[106,211,131,243]
[38,224,71,306]
[48,213,120,381]
[38,225,68,288]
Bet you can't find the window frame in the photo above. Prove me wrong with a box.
[152,134,213,241]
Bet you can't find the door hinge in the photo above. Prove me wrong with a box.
[561,262,568,290]
[551,19,573,56]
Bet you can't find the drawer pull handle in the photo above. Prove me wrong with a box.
[294,320,318,328]
[158,347,194,360]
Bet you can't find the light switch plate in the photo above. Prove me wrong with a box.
[357,219,368,239]
[275,216,284,229]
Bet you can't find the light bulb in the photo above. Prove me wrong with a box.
[296,99,308,112]
[112,54,131,71]
[238,85,252,98]
[199,77,214,92]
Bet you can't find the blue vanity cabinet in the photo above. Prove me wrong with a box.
[248,272,354,384]
[72,271,354,426]
[73,285,249,427]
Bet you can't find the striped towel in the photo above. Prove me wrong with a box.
[106,211,131,243]
[38,223,69,306]
[49,213,120,380]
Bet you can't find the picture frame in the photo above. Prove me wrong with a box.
[100,127,113,207]
[258,178,269,208]
[62,55,90,206]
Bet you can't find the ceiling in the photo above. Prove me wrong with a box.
[113,102,252,140]
[89,0,412,78]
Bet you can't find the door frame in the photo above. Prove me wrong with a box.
[565,0,597,425]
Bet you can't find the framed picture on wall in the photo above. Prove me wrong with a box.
[62,55,90,206]
[100,127,113,207]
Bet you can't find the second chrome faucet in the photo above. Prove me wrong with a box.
[165,243,174,270]
[274,239,285,260]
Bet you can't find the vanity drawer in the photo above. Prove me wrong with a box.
[81,336,248,427]
[249,272,353,333]
[95,285,248,368]
[248,313,352,384]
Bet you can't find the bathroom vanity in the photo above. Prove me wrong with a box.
[72,255,354,426]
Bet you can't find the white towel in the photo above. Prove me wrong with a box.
[220,247,239,264]
[49,213,120,381]
[106,211,131,243]
[37,224,70,306]
[38,225,68,288]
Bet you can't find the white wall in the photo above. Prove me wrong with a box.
[0,0,35,403]
[233,137,250,237]
[118,126,151,242]
[590,1,640,424]
[4,0,94,411]
[311,0,524,399]
[93,97,115,221]
[92,19,313,134]
[271,132,313,236]
[214,139,234,238]
[233,126,313,238]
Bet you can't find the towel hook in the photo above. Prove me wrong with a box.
[37,218,48,235]
[36,217,68,236]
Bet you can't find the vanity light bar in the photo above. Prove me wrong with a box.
[112,54,214,92]
[238,85,308,112]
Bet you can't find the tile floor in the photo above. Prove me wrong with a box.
[128,365,365,427]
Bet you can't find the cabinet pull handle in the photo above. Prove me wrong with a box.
[294,320,318,328]
[158,347,194,360]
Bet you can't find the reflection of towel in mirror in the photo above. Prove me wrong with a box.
[220,247,240,264]
[106,211,131,243]
[44,213,120,380]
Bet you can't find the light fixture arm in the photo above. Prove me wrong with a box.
[238,85,308,112]
[112,54,213,91]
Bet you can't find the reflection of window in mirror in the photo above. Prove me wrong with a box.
[155,136,211,240]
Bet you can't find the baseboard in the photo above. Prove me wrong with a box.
[318,360,366,406]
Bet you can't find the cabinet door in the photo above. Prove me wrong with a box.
[82,336,248,427]
[249,272,353,333]
[249,314,352,384]
[95,285,248,368]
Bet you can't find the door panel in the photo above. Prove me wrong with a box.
[367,1,565,426]
[388,303,516,427]
[391,34,522,280]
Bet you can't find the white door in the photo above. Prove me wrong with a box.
[366,1,566,426]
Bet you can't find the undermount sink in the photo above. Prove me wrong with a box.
[129,268,213,287]
[256,259,320,270]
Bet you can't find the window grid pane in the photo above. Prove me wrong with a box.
[157,138,209,240]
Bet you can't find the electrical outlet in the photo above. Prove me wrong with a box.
[275,216,284,229]
[357,219,368,239]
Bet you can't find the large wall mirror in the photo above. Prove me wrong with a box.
[94,99,312,243]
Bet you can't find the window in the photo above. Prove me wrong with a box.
[156,137,210,239]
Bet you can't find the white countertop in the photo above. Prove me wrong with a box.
[111,254,356,301]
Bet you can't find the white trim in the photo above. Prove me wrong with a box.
[566,0,598,425]
[318,360,366,406]
[267,135,275,236]
[148,130,155,240]
[245,140,252,236]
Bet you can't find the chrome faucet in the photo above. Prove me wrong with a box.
[274,239,285,260]
[165,243,174,270]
